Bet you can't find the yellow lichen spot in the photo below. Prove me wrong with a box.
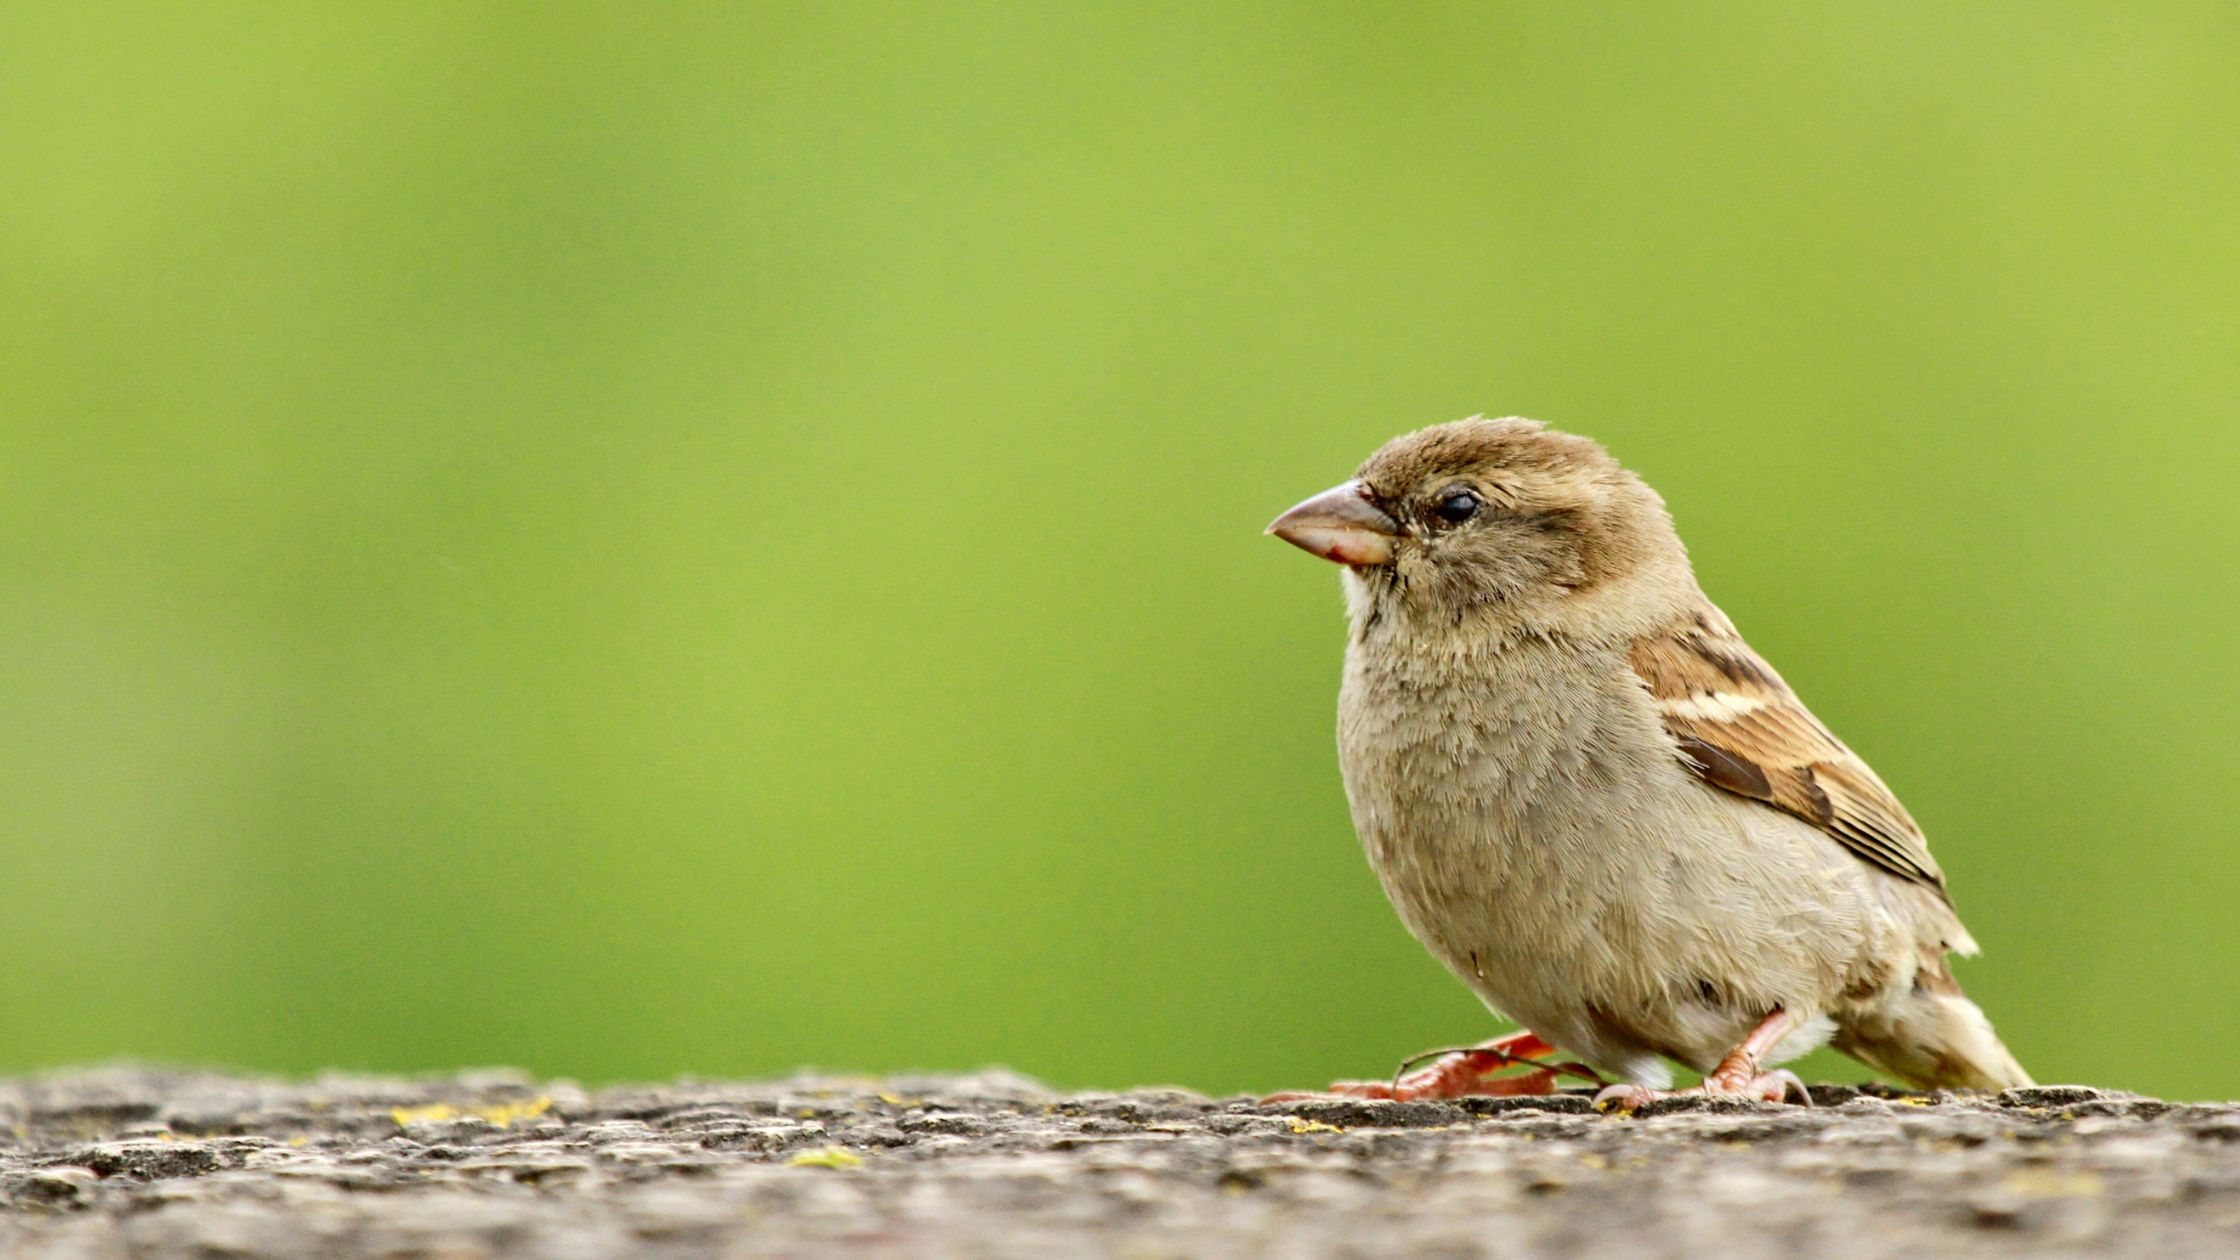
[471,1097,553,1128]
[787,1147,864,1169]
[390,1096,554,1129]
[1287,1118,1343,1134]
[288,1136,309,1147]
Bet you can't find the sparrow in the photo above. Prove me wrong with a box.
[1265,417,2030,1107]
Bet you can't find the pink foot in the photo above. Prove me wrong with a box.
[1263,1031,1604,1103]
[1320,1065,1565,1102]
[1594,1068,1810,1111]
[1595,1008,1814,1111]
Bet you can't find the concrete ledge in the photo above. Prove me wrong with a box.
[0,1069,2231,1257]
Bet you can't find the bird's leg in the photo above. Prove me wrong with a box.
[1265,1030,1605,1102]
[1595,1008,1812,1111]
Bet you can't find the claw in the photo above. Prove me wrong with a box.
[1593,1082,1655,1111]
[1755,1068,1811,1104]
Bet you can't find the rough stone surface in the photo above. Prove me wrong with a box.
[0,1069,2234,1257]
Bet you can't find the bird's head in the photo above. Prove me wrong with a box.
[1267,417,1691,637]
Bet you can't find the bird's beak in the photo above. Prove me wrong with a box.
[1265,480,1402,566]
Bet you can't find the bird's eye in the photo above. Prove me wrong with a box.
[1433,488,1481,525]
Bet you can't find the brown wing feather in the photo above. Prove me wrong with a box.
[1628,604,1948,897]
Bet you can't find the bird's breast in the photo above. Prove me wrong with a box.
[1334,634,1683,1006]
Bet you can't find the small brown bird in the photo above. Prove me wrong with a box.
[1266,417,2029,1107]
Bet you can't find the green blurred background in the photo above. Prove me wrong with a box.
[3,3,2235,1099]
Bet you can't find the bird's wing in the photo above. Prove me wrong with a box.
[1626,603,1948,897]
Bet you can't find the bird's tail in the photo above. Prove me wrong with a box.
[1836,982,2033,1092]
